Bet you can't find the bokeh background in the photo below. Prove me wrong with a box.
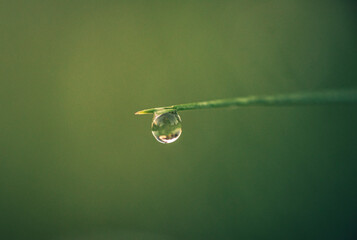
[1,0,357,239]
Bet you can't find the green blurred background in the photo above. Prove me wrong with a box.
[1,0,357,239]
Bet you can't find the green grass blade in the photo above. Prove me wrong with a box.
[135,89,357,115]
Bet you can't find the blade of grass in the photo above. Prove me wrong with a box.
[135,89,357,115]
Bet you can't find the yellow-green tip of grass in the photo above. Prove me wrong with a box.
[134,108,158,115]
[135,110,151,115]
[135,107,176,115]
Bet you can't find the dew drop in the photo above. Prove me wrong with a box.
[151,111,182,144]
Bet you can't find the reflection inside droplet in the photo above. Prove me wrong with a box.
[151,111,182,144]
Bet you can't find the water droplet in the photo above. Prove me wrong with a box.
[151,111,182,144]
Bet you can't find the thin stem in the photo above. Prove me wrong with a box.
[135,89,357,115]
